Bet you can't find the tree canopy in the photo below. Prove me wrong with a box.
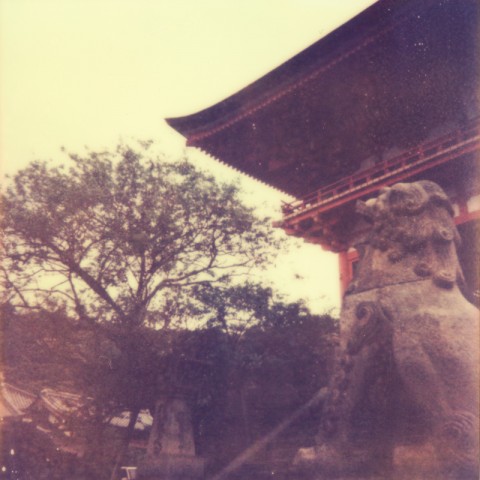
[1,143,338,479]
[1,142,277,328]
[2,290,338,479]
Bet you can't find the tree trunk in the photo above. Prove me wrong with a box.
[109,407,140,480]
[239,387,252,446]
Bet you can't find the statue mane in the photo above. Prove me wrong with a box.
[354,181,463,290]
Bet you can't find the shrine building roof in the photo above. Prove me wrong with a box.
[167,0,479,198]
[0,383,36,419]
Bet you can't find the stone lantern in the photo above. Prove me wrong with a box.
[137,356,206,480]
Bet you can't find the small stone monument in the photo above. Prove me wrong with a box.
[294,181,479,479]
[137,357,205,480]
[137,395,204,480]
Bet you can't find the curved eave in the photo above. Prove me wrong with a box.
[167,0,479,198]
[194,144,297,201]
[166,0,404,140]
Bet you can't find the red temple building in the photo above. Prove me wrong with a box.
[167,0,480,304]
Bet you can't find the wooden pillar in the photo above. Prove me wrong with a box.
[338,251,350,299]
[339,250,360,299]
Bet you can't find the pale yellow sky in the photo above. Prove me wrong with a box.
[0,0,377,312]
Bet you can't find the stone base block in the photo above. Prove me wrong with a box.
[292,443,476,480]
[137,454,205,480]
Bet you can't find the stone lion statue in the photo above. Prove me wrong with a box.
[295,181,479,479]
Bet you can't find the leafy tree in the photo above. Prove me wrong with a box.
[188,284,338,475]
[2,287,338,479]
[2,143,276,327]
[1,142,279,478]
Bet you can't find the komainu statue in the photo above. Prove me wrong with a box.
[295,181,479,480]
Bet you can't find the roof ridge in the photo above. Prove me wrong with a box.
[1,382,37,399]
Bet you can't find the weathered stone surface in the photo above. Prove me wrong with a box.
[138,455,204,480]
[138,396,204,480]
[294,181,479,479]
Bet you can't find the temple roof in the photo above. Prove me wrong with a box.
[167,0,479,197]
[0,382,152,431]
[0,383,36,418]
[39,388,153,430]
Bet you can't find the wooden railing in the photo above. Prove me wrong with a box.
[282,118,480,218]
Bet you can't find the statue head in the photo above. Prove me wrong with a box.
[353,181,464,291]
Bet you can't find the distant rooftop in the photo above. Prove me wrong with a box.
[0,383,36,419]
[0,383,152,431]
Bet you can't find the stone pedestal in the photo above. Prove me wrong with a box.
[138,396,204,480]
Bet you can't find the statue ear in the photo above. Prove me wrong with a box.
[356,200,374,222]
[418,181,454,215]
[389,183,428,214]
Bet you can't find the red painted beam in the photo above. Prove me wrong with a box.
[282,126,480,227]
